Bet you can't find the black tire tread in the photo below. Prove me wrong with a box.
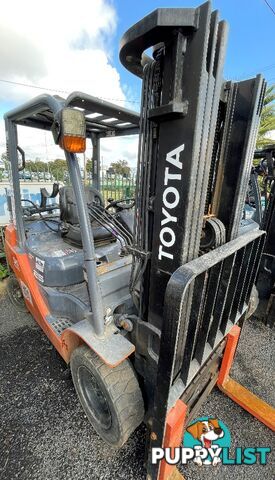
[70,345,144,448]
[6,276,28,313]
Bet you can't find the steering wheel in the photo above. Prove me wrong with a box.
[106,198,135,211]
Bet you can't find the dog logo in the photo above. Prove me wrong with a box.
[152,416,269,467]
[183,416,231,466]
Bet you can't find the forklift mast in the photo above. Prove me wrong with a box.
[120,2,265,329]
[120,3,268,478]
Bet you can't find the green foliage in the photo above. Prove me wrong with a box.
[257,84,275,148]
[86,159,93,172]
[47,159,68,181]
[24,158,67,177]
[109,159,131,177]
[0,227,8,279]
[0,262,8,280]
[49,158,67,172]
[25,159,48,172]
[0,152,8,171]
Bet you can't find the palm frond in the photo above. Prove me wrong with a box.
[256,83,275,148]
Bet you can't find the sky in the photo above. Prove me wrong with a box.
[0,0,274,168]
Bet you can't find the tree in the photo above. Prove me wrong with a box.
[109,159,131,177]
[257,84,275,148]
[47,159,68,181]
[86,159,93,172]
[49,159,67,171]
[0,152,7,169]
[25,159,47,172]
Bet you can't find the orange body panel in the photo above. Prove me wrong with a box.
[5,224,131,367]
[5,224,71,362]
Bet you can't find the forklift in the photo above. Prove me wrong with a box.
[4,2,275,479]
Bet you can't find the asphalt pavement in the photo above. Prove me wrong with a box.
[0,280,274,480]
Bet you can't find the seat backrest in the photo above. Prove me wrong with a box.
[59,185,104,224]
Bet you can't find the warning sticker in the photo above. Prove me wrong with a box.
[33,270,44,283]
[19,280,33,305]
[51,248,78,257]
[13,257,20,271]
[35,257,45,273]
[63,247,78,255]
[51,250,65,257]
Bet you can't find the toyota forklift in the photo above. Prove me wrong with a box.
[4,2,275,480]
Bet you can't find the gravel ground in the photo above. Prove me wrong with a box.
[0,280,274,480]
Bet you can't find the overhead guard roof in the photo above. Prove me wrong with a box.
[5,91,140,138]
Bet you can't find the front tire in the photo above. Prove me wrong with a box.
[70,345,144,448]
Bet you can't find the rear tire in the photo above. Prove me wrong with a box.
[6,276,28,312]
[70,345,144,448]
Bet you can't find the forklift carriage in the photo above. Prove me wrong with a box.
[4,2,275,480]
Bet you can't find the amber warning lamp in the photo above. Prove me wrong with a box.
[58,108,86,153]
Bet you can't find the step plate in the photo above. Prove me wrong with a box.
[51,317,73,336]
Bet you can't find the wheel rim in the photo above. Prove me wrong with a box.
[77,365,112,430]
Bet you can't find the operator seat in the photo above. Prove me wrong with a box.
[115,210,134,235]
[59,185,113,247]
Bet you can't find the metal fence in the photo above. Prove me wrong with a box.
[0,165,136,204]
[100,174,136,203]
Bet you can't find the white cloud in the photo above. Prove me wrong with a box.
[99,135,139,169]
[0,0,121,102]
[0,0,139,170]
[0,26,47,82]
